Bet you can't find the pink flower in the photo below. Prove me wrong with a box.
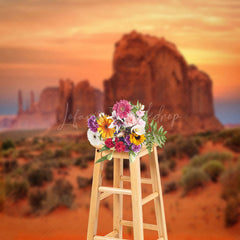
[125,113,137,127]
[115,141,125,152]
[137,118,146,127]
[136,110,145,117]
[113,100,132,119]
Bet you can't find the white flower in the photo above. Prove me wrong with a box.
[99,112,105,118]
[87,129,103,146]
[124,112,137,127]
[131,125,145,135]
[136,110,145,117]
[137,118,146,127]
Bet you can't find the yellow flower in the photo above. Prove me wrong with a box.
[97,115,115,139]
[130,132,146,145]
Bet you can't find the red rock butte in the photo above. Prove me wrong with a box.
[104,31,223,134]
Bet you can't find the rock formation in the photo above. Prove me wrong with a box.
[56,79,103,128]
[11,87,59,130]
[104,31,223,134]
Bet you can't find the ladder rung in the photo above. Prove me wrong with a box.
[94,236,127,240]
[120,220,158,231]
[142,192,159,205]
[99,186,132,195]
[120,176,152,184]
[99,192,112,200]
[105,230,118,237]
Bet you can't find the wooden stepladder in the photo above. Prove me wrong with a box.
[87,144,168,240]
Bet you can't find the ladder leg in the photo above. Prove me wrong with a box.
[113,158,123,238]
[87,150,104,240]
[130,157,144,240]
[149,146,168,240]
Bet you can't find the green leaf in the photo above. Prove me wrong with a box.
[129,151,137,163]
[95,152,113,164]
[99,145,110,152]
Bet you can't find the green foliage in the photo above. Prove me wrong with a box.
[190,151,233,167]
[221,164,240,201]
[202,160,224,182]
[5,179,29,201]
[164,180,178,194]
[1,139,15,150]
[163,143,177,158]
[145,119,167,154]
[51,178,75,208]
[181,168,209,195]
[54,149,70,158]
[38,149,55,160]
[224,198,239,227]
[16,148,34,159]
[28,189,47,212]
[27,168,53,187]
[225,132,240,152]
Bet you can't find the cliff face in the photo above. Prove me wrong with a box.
[104,31,223,134]
[56,79,103,128]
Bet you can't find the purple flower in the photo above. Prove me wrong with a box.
[88,115,98,132]
[125,135,131,146]
[124,145,130,152]
[132,144,141,153]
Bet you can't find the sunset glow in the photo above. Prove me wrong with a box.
[0,0,239,117]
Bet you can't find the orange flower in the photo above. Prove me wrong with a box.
[97,115,115,139]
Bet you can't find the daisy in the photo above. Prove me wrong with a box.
[87,129,102,146]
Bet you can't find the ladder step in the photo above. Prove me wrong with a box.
[120,176,152,184]
[120,220,158,231]
[98,186,132,195]
[94,236,127,240]
[142,192,159,205]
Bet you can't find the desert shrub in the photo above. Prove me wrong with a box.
[105,161,113,180]
[2,159,18,173]
[54,148,71,158]
[28,188,47,212]
[76,176,92,188]
[56,158,72,168]
[221,165,240,201]
[191,151,233,167]
[5,179,29,201]
[214,128,240,142]
[178,138,199,158]
[16,148,33,159]
[225,133,240,152]
[202,160,224,182]
[1,139,15,150]
[1,148,16,158]
[159,163,169,177]
[164,180,178,194]
[181,168,209,195]
[9,166,24,178]
[167,158,177,171]
[74,157,88,168]
[38,149,54,160]
[33,142,46,151]
[224,198,239,227]
[163,143,177,158]
[27,168,53,187]
[75,141,93,155]
[51,178,75,208]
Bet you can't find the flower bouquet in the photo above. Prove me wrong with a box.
[87,100,167,163]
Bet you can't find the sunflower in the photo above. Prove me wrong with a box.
[97,115,115,139]
[129,132,146,145]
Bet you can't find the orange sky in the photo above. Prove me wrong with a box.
[0,0,239,109]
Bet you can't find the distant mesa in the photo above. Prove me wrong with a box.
[6,31,222,134]
[104,30,223,134]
